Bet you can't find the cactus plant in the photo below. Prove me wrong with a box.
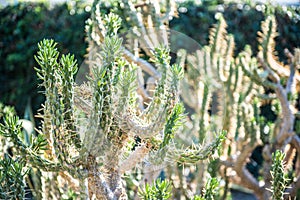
[0,1,224,199]
[112,1,300,199]
[1,1,300,199]
[179,12,300,200]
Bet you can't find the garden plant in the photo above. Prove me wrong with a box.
[0,0,300,200]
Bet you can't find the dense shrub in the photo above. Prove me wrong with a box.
[0,2,89,116]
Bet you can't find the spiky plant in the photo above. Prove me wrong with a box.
[270,150,289,200]
[0,104,29,200]
[186,13,300,200]
[2,1,299,199]
[84,1,300,200]
[0,1,224,199]
[138,178,172,200]
[170,11,300,200]
[83,1,225,199]
[193,177,219,200]
[33,16,185,198]
[183,12,300,200]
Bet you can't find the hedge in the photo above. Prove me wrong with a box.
[0,2,89,117]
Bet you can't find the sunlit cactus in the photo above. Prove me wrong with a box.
[270,150,289,200]
[0,1,224,199]
[1,1,299,200]
[32,17,184,198]
[168,9,300,200]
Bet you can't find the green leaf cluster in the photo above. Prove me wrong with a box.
[193,177,219,200]
[138,179,172,200]
[0,154,28,200]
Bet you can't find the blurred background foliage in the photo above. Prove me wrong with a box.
[170,0,300,59]
[0,0,299,119]
[0,1,89,119]
[0,1,299,198]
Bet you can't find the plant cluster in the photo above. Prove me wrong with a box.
[138,179,172,200]
[174,10,300,200]
[100,0,300,199]
[0,1,224,199]
[1,0,299,118]
[1,0,300,200]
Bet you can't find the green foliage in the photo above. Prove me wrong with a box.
[103,12,122,36]
[0,103,28,200]
[35,38,81,157]
[0,2,89,116]
[1,1,299,118]
[138,179,172,200]
[161,103,185,149]
[17,7,193,198]
[270,150,289,200]
[193,177,219,200]
[0,109,50,164]
[1,1,299,120]
[176,130,226,164]
[1,1,300,199]
[0,115,25,145]
[0,103,15,120]
[201,177,219,200]
[0,154,28,200]
[170,1,300,59]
